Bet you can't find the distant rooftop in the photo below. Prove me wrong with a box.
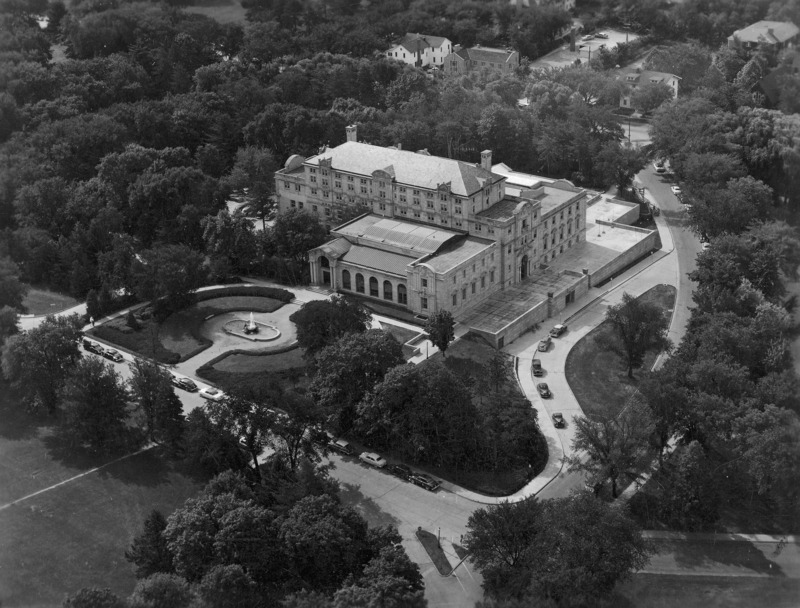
[416,236,495,274]
[393,33,449,52]
[454,46,518,64]
[492,162,552,188]
[729,20,799,44]
[340,245,417,277]
[619,69,680,84]
[305,141,500,197]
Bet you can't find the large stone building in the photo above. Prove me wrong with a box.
[385,33,453,68]
[275,126,591,319]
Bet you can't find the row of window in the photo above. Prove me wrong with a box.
[341,271,408,305]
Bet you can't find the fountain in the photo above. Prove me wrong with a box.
[244,312,259,334]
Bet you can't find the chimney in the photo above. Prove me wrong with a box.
[480,150,492,171]
[345,124,358,142]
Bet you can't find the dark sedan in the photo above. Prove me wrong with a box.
[537,383,552,398]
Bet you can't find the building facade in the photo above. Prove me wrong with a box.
[275,126,590,317]
[442,46,520,76]
[385,33,452,68]
[618,69,680,108]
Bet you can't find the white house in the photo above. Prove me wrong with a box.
[385,33,452,68]
[618,69,680,109]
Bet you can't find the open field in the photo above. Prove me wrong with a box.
[0,386,206,607]
[565,284,676,420]
[21,288,79,316]
[181,0,248,24]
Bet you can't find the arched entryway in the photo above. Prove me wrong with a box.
[320,256,331,286]
[521,255,529,280]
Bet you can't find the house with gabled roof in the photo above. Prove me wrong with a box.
[385,33,452,68]
[728,20,799,58]
[442,45,520,76]
[618,68,680,109]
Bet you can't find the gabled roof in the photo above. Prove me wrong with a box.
[340,245,416,276]
[730,21,799,45]
[620,70,680,85]
[416,236,495,274]
[454,46,518,64]
[333,215,461,255]
[393,33,449,53]
[305,141,500,197]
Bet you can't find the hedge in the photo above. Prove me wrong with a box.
[196,285,294,304]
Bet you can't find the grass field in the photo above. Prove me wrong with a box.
[0,385,206,607]
[378,321,421,346]
[617,574,800,608]
[21,287,79,316]
[197,346,310,395]
[565,284,676,420]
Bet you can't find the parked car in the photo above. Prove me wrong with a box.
[538,336,552,352]
[595,32,609,39]
[359,452,387,468]
[653,160,665,173]
[531,358,543,377]
[537,383,552,398]
[581,34,593,41]
[670,185,682,196]
[552,412,565,428]
[549,324,567,338]
[199,387,225,402]
[102,348,123,363]
[172,376,198,392]
[388,463,413,480]
[410,473,440,492]
[329,438,354,456]
[82,339,104,355]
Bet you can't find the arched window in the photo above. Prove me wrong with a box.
[342,270,351,290]
[397,284,408,305]
[383,281,393,301]
[369,277,379,297]
[356,273,365,293]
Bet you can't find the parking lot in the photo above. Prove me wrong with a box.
[530,28,640,70]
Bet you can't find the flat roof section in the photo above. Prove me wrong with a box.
[584,221,651,253]
[417,236,495,274]
[459,269,581,335]
[491,162,552,188]
[586,197,639,225]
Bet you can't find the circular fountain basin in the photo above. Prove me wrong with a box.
[223,319,281,342]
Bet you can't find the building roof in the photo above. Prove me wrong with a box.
[729,21,799,45]
[491,163,552,188]
[476,196,531,221]
[306,141,499,197]
[340,245,417,276]
[394,33,449,53]
[417,236,495,274]
[620,70,680,85]
[454,46,518,64]
[333,215,462,254]
[316,237,352,258]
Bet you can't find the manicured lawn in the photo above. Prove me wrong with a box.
[197,346,310,395]
[565,284,676,420]
[92,296,285,363]
[378,321,421,346]
[617,574,800,608]
[21,287,79,315]
[0,385,206,607]
[416,528,452,576]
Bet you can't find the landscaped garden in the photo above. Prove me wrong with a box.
[565,283,676,419]
[89,285,293,364]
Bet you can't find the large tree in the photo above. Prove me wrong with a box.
[128,359,183,446]
[567,401,655,498]
[601,292,671,378]
[125,509,175,580]
[424,309,455,358]
[466,493,652,603]
[131,243,207,319]
[289,295,370,357]
[0,255,27,310]
[310,329,404,432]
[60,357,131,453]
[1,313,82,412]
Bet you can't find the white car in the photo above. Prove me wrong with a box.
[359,452,387,468]
[581,34,593,41]
[670,185,682,196]
[199,387,225,402]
